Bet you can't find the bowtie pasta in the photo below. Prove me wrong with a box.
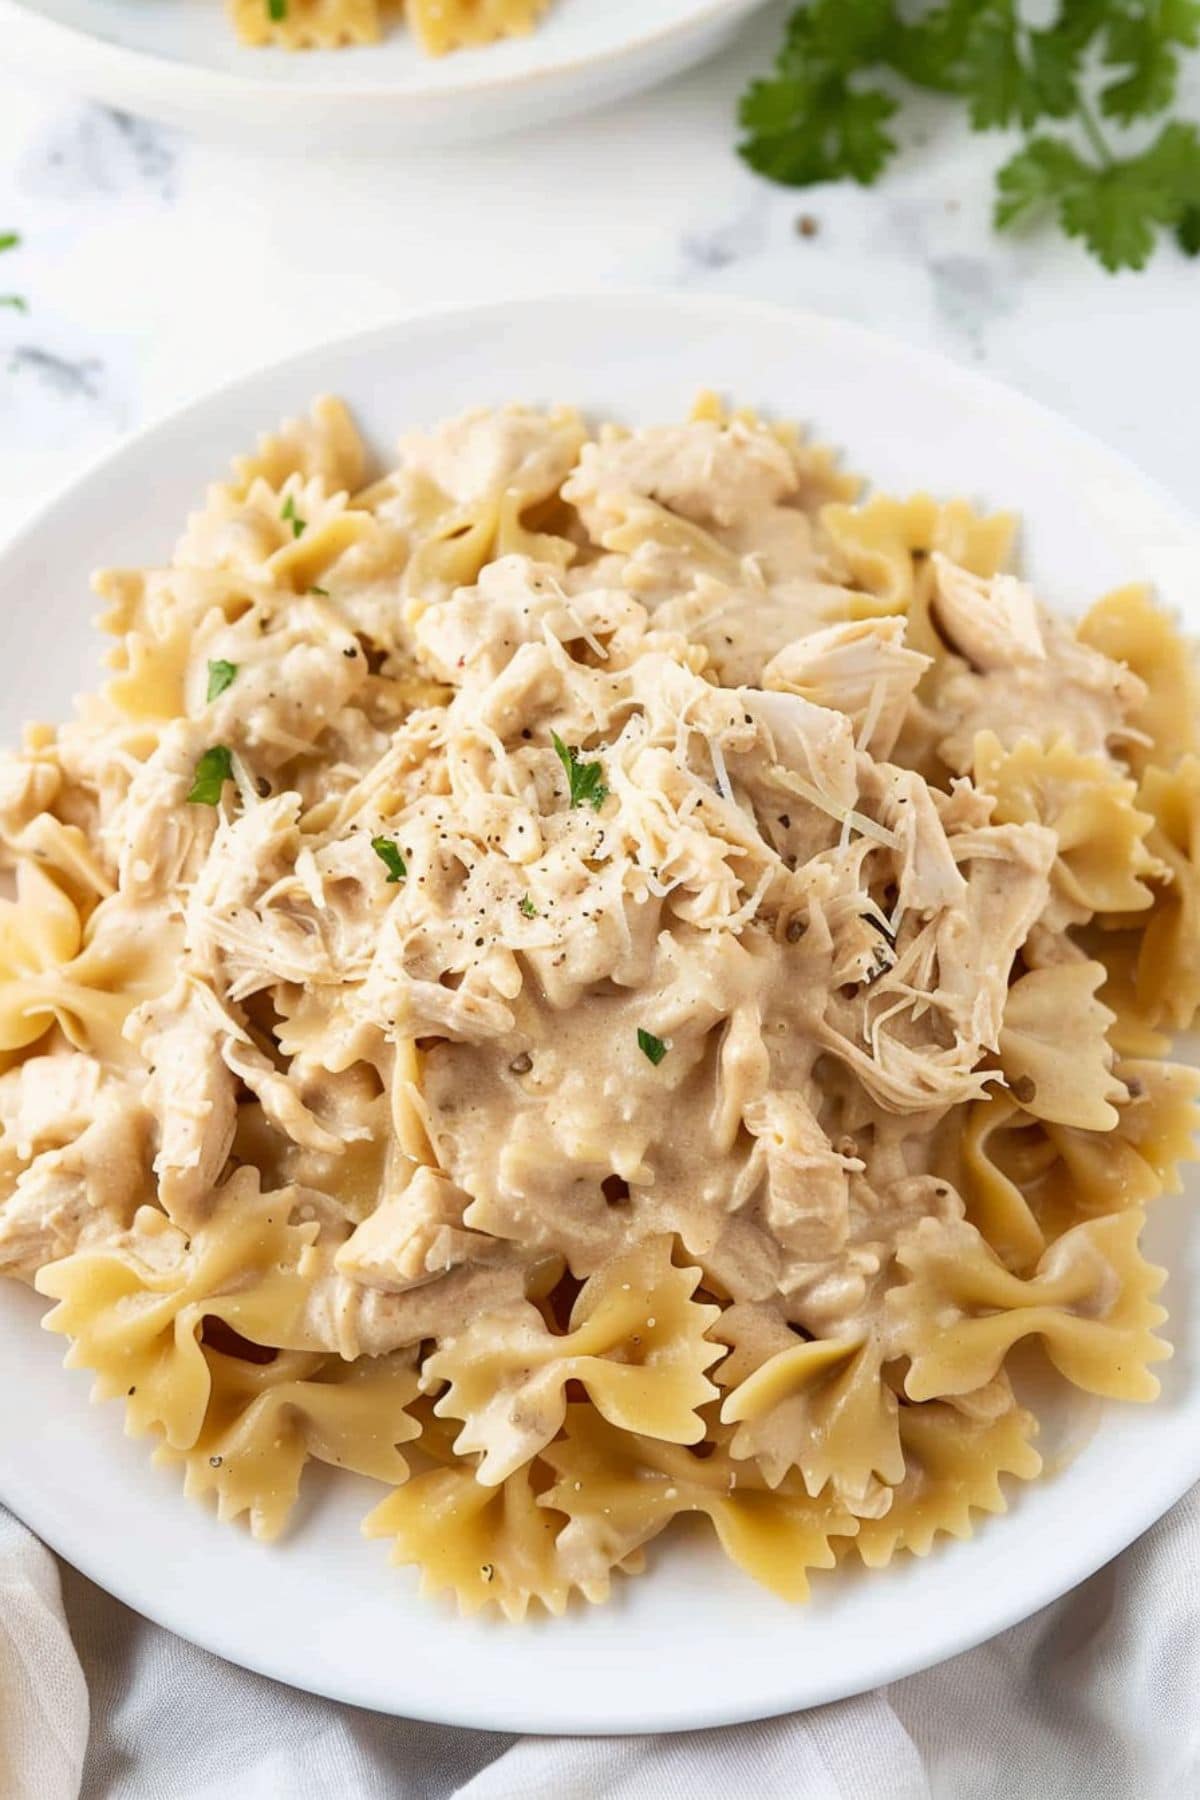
[228,0,552,53]
[4,393,1198,1622]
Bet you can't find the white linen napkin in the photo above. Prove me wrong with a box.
[2,1491,1196,1800]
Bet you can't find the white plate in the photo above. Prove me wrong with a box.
[1,294,1199,1735]
[0,0,767,149]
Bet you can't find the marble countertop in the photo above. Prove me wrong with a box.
[1,1,1197,549]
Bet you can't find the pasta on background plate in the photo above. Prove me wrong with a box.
[2,391,1198,1622]
[227,0,553,55]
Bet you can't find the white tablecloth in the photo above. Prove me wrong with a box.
[1,1491,1196,1799]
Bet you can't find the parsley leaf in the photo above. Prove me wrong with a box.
[1100,0,1200,124]
[518,894,538,918]
[962,2,1082,129]
[997,121,1200,270]
[280,493,306,539]
[206,659,238,702]
[637,1028,669,1066]
[187,745,234,806]
[371,836,407,883]
[738,0,898,186]
[1178,203,1200,254]
[551,731,609,812]
[0,233,25,313]
[268,0,287,19]
[740,2,1200,271]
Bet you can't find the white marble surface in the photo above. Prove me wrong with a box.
[1,1,1197,548]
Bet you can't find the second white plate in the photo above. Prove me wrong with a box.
[0,0,768,148]
[1,293,1199,1734]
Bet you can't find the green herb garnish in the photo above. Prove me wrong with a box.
[738,2,1200,272]
[551,731,609,812]
[1,233,25,313]
[637,1028,669,1066]
[371,836,407,883]
[309,584,330,597]
[206,659,238,702]
[518,894,538,918]
[187,745,234,806]
[268,0,287,20]
[281,493,306,538]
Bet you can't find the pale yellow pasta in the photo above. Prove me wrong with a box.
[35,1172,320,1446]
[541,1407,860,1605]
[1078,584,1200,774]
[996,961,1126,1132]
[363,1406,627,1621]
[3,393,1196,1621]
[423,1238,722,1483]
[890,1210,1169,1402]
[1131,757,1200,1028]
[720,1334,903,1506]
[819,492,1016,610]
[974,732,1163,926]
[155,1346,421,1539]
[853,1395,1042,1567]
[407,0,552,56]
[225,0,553,53]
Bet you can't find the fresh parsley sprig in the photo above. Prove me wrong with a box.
[738,1,1200,272]
[551,731,609,812]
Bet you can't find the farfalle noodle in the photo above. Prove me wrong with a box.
[155,1345,421,1539]
[3,394,1195,1621]
[226,0,551,53]
[423,1238,721,1482]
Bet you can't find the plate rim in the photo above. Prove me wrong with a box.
[2,290,1200,1735]
[0,0,763,103]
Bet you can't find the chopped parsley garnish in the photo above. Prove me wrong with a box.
[1,232,25,313]
[551,731,608,812]
[268,0,287,19]
[637,1028,669,1066]
[280,493,306,539]
[309,584,330,597]
[206,659,238,702]
[518,894,538,919]
[371,836,407,883]
[187,745,234,806]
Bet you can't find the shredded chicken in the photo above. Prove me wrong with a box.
[1,398,1175,1579]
